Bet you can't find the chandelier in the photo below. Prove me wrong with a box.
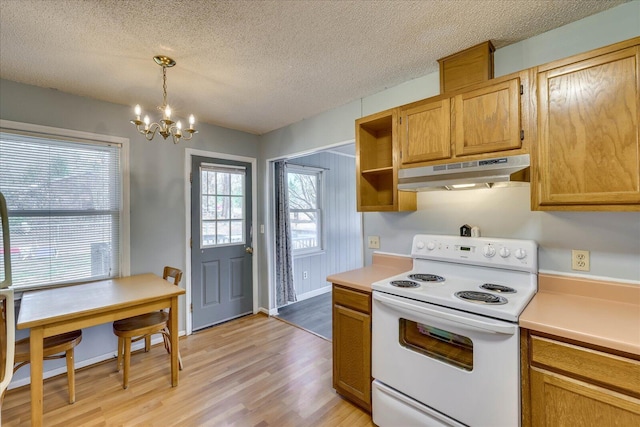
[130,55,197,144]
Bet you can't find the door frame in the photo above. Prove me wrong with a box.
[264,139,363,316]
[184,148,258,335]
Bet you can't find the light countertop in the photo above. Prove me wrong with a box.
[520,274,640,355]
[327,253,412,293]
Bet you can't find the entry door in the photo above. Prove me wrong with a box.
[191,155,253,330]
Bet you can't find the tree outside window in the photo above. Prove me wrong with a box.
[287,166,322,255]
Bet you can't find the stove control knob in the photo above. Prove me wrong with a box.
[515,248,527,260]
[416,241,425,250]
[426,241,436,251]
[499,247,511,258]
[482,245,496,258]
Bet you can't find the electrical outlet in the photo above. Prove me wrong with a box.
[368,236,380,249]
[571,249,590,271]
[303,271,308,279]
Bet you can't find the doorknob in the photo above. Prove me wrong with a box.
[245,247,254,254]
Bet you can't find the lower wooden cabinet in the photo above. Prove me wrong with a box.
[522,330,640,426]
[332,284,372,412]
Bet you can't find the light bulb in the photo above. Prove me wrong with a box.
[164,105,171,120]
[144,115,150,130]
[134,104,141,116]
[189,114,195,128]
[177,121,182,130]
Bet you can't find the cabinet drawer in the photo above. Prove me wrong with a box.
[530,335,640,397]
[333,285,371,313]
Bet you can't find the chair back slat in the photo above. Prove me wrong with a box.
[162,266,183,286]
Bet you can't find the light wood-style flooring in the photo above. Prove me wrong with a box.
[1,313,374,426]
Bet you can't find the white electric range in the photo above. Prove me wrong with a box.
[371,234,538,427]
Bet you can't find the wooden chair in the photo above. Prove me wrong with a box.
[14,330,82,404]
[112,266,183,389]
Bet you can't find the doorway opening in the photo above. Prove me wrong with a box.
[269,143,363,340]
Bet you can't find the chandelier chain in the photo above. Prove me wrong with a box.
[162,66,168,107]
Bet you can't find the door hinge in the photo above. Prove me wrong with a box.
[190,238,192,249]
[520,130,525,141]
[190,172,192,184]
[399,116,402,125]
[190,303,193,313]
[520,84,524,95]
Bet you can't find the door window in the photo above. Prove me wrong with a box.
[200,164,245,248]
[399,319,474,371]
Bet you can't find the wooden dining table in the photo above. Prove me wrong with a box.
[17,273,185,426]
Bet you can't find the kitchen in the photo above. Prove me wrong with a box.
[2,1,640,425]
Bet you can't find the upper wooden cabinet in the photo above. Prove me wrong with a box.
[356,108,416,212]
[534,38,640,211]
[399,70,531,169]
[399,98,451,164]
[438,41,495,94]
[452,77,522,156]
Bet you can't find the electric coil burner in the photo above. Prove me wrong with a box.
[408,273,445,282]
[390,280,420,288]
[480,283,516,293]
[454,290,508,305]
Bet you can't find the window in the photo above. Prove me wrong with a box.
[287,165,322,254]
[200,164,245,247]
[0,122,128,289]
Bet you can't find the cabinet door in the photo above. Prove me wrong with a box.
[453,77,522,156]
[537,46,640,207]
[333,303,371,411]
[399,98,451,166]
[530,368,640,427]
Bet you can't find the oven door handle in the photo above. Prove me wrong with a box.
[373,292,517,335]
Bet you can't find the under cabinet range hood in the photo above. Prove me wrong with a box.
[398,154,530,191]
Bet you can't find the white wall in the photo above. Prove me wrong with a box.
[258,1,640,291]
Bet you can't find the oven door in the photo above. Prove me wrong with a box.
[372,291,520,427]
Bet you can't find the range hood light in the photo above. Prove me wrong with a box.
[444,183,492,191]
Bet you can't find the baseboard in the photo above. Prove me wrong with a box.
[7,330,186,390]
[295,285,331,302]
[259,306,278,316]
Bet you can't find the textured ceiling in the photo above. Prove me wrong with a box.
[0,0,627,135]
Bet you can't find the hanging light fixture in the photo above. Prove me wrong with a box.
[130,55,197,144]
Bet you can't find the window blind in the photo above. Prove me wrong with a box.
[0,131,122,289]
